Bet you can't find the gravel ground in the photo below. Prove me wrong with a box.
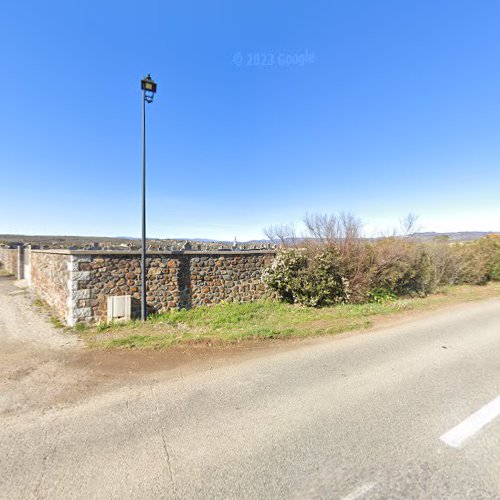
[0,277,82,415]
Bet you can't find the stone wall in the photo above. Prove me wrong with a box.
[28,250,275,325]
[30,251,72,323]
[0,248,19,277]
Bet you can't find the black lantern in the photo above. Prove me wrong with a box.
[141,74,157,103]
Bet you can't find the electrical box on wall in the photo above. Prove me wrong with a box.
[107,295,132,322]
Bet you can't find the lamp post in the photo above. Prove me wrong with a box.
[140,74,157,321]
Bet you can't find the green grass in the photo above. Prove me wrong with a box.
[50,316,64,329]
[33,296,67,330]
[79,282,500,350]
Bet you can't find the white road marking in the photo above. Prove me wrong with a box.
[440,395,500,448]
[341,482,376,500]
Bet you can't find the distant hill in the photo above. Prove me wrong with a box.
[409,232,498,242]
[0,231,497,249]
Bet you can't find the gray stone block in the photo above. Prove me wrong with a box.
[73,307,92,319]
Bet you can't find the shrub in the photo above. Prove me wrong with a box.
[367,240,438,297]
[451,243,490,285]
[264,240,441,306]
[262,248,350,307]
[367,288,397,304]
[297,248,350,307]
[477,235,500,281]
[426,240,461,286]
[262,212,500,308]
[261,249,307,304]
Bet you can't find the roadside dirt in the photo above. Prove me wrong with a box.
[0,277,306,416]
[1,275,498,418]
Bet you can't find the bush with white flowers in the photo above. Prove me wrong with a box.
[262,248,350,307]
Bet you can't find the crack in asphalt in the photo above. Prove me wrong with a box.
[32,416,60,499]
[149,384,178,500]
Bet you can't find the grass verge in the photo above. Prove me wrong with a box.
[79,283,500,350]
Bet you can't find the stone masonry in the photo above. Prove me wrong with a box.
[30,250,71,321]
[0,248,20,278]
[27,249,275,325]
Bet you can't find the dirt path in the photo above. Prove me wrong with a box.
[0,277,177,416]
[0,277,289,417]
[0,277,81,414]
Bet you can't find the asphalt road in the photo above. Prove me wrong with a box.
[0,277,499,499]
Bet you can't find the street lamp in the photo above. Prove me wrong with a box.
[140,74,157,321]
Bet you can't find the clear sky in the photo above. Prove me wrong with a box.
[1,1,499,241]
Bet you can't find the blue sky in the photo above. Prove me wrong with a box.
[1,1,499,240]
